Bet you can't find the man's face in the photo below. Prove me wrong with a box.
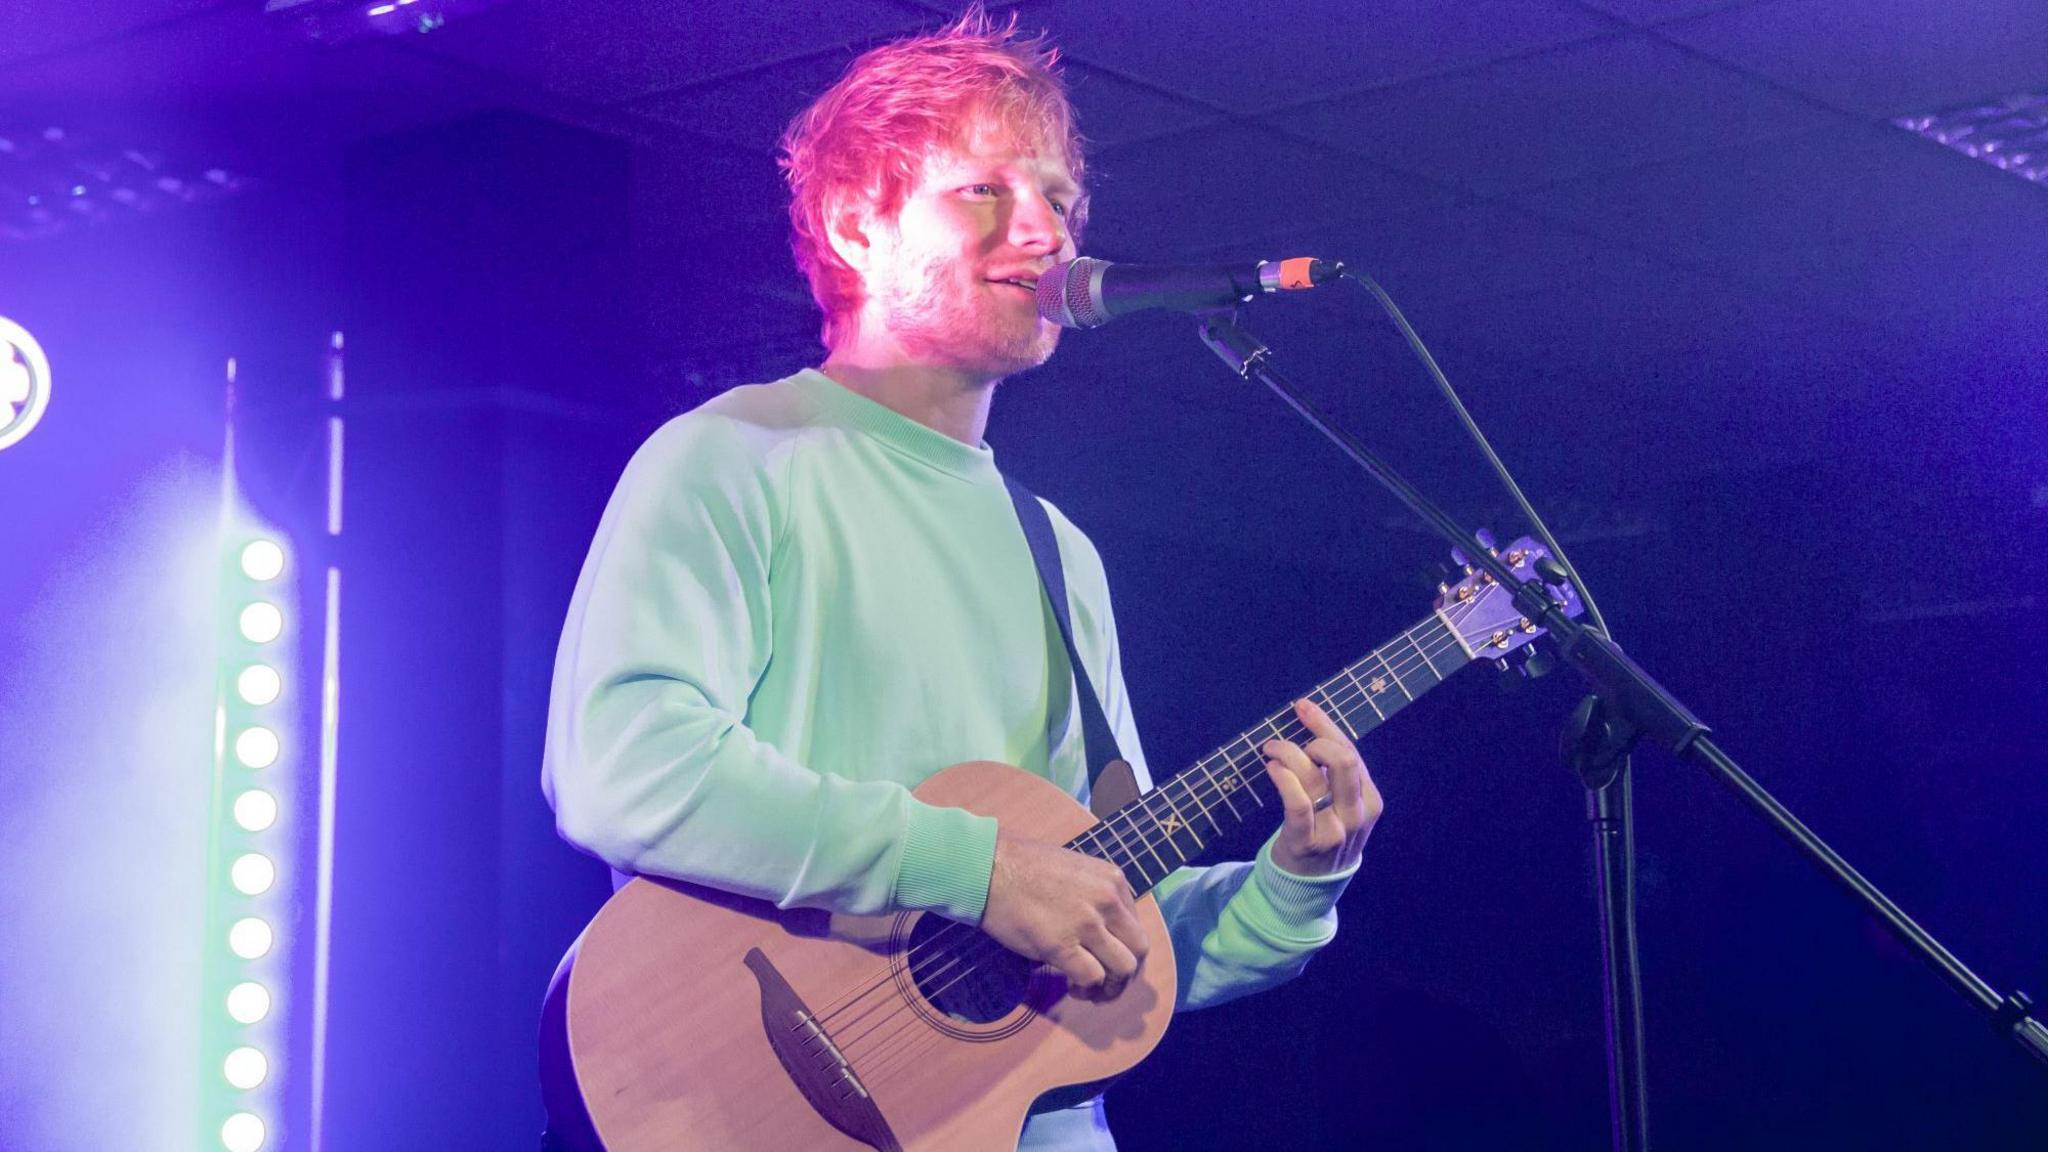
[860,124,1080,378]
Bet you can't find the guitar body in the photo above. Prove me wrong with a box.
[540,759,1178,1151]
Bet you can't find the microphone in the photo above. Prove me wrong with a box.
[1035,255,1343,329]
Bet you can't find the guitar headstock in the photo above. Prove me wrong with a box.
[1432,534,1583,666]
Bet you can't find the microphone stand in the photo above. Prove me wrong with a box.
[1192,311,2048,1151]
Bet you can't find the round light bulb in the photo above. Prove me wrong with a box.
[235,727,279,769]
[240,540,285,582]
[236,664,281,706]
[230,853,276,896]
[232,790,277,832]
[226,981,271,1024]
[221,1111,265,1152]
[238,603,283,644]
[223,1046,268,1090]
[228,917,273,960]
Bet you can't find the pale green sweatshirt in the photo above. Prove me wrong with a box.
[542,369,1356,1142]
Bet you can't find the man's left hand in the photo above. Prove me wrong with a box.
[1260,697,1383,876]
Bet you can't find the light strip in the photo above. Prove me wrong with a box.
[310,566,340,1152]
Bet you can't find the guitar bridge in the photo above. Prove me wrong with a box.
[744,947,903,1152]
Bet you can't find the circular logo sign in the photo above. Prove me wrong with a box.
[0,316,51,450]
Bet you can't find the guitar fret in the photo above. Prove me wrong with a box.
[1173,773,1225,840]
[1121,800,1177,880]
[1202,758,1246,822]
[1153,785,1206,863]
[1344,664,1386,722]
[1093,809,1144,880]
[1312,687,1358,740]
[1231,752,1266,808]
[1373,649,1413,702]
[1130,787,1196,869]
[1405,627,1441,678]
[1056,594,1533,900]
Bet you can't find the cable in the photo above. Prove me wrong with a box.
[1339,269,1610,639]
[1340,267,1649,1149]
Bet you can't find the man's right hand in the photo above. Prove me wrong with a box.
[978,831,1149,1001]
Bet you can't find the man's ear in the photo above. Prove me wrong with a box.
[823,192,877,279]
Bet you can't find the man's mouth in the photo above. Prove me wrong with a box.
[989,277,1039,294]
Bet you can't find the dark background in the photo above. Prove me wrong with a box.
[2,1,2044,1149]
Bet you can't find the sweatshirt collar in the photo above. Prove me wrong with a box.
[791,368,1002,483]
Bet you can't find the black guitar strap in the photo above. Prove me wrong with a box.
[1002,474,1125,794]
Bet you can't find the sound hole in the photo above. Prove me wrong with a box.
[905,915,1034,1025]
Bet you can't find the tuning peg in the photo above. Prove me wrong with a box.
[1519,647,1556,679]
[1475,528,1498,553]
[1535,555,1571,588]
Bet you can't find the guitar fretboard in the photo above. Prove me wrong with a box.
[1067,609,1472,895]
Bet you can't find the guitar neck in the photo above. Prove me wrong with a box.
[1069,609,1473,896]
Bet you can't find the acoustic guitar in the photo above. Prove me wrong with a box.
[540,538,1579,1150]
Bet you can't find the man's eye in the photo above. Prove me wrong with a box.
[966,183,999,197]
[1050,200,1068,217]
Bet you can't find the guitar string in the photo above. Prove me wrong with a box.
[821,609,1493,1077]
[847,643,1479,1094]
[812,605,1475,1040]
[813,599,1491,1056]
[818,603,1486,1066]
[848,618,1484,1087]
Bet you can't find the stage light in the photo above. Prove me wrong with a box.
[1897,90,2048,186]
[265,0,510,44]
[0,315,53,452]
[238,603,283,644]
[236,664,281,706]
[232,789,278,831]
[220,1111,265,1151]
[224,1046,269,1090]
[234,727,280,770]
[240,540,285,582]
[231,854,276,896]
[226,982,271,1024]
[228,918,273,960]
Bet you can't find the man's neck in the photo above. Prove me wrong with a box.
[817,353,998,447]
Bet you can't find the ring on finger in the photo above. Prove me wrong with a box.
[1312,791,1335,812]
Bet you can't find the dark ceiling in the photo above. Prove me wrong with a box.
[7,1,2044,527]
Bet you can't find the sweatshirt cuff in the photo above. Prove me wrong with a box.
[894,800,999,925]
[1250,834,1358,928]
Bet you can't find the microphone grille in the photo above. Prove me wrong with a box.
[1036,258,1110,329]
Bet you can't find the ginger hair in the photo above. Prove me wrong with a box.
[778,8,1088,348]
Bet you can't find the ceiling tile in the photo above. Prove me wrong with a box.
[1518,119,2048,308]
[0,0,227,68]
[632,52,1223,166]
[1570,0,1771,25]
[1080,123,1446,259]
[0,6,508,178]
[1062,62,1224,149]
[1271,32,1844,195]
[630,137,787,242]
[1664,0,2048,118]
[408,0,931,106]
[1036,0,1611,113]
[629,51,850,156]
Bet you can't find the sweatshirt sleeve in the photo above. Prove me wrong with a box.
[541,413,997,923]
[1049,503,1359,1013]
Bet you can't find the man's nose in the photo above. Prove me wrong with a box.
[1010,191,1068,254]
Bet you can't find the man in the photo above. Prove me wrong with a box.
[542,11,1382,1149]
